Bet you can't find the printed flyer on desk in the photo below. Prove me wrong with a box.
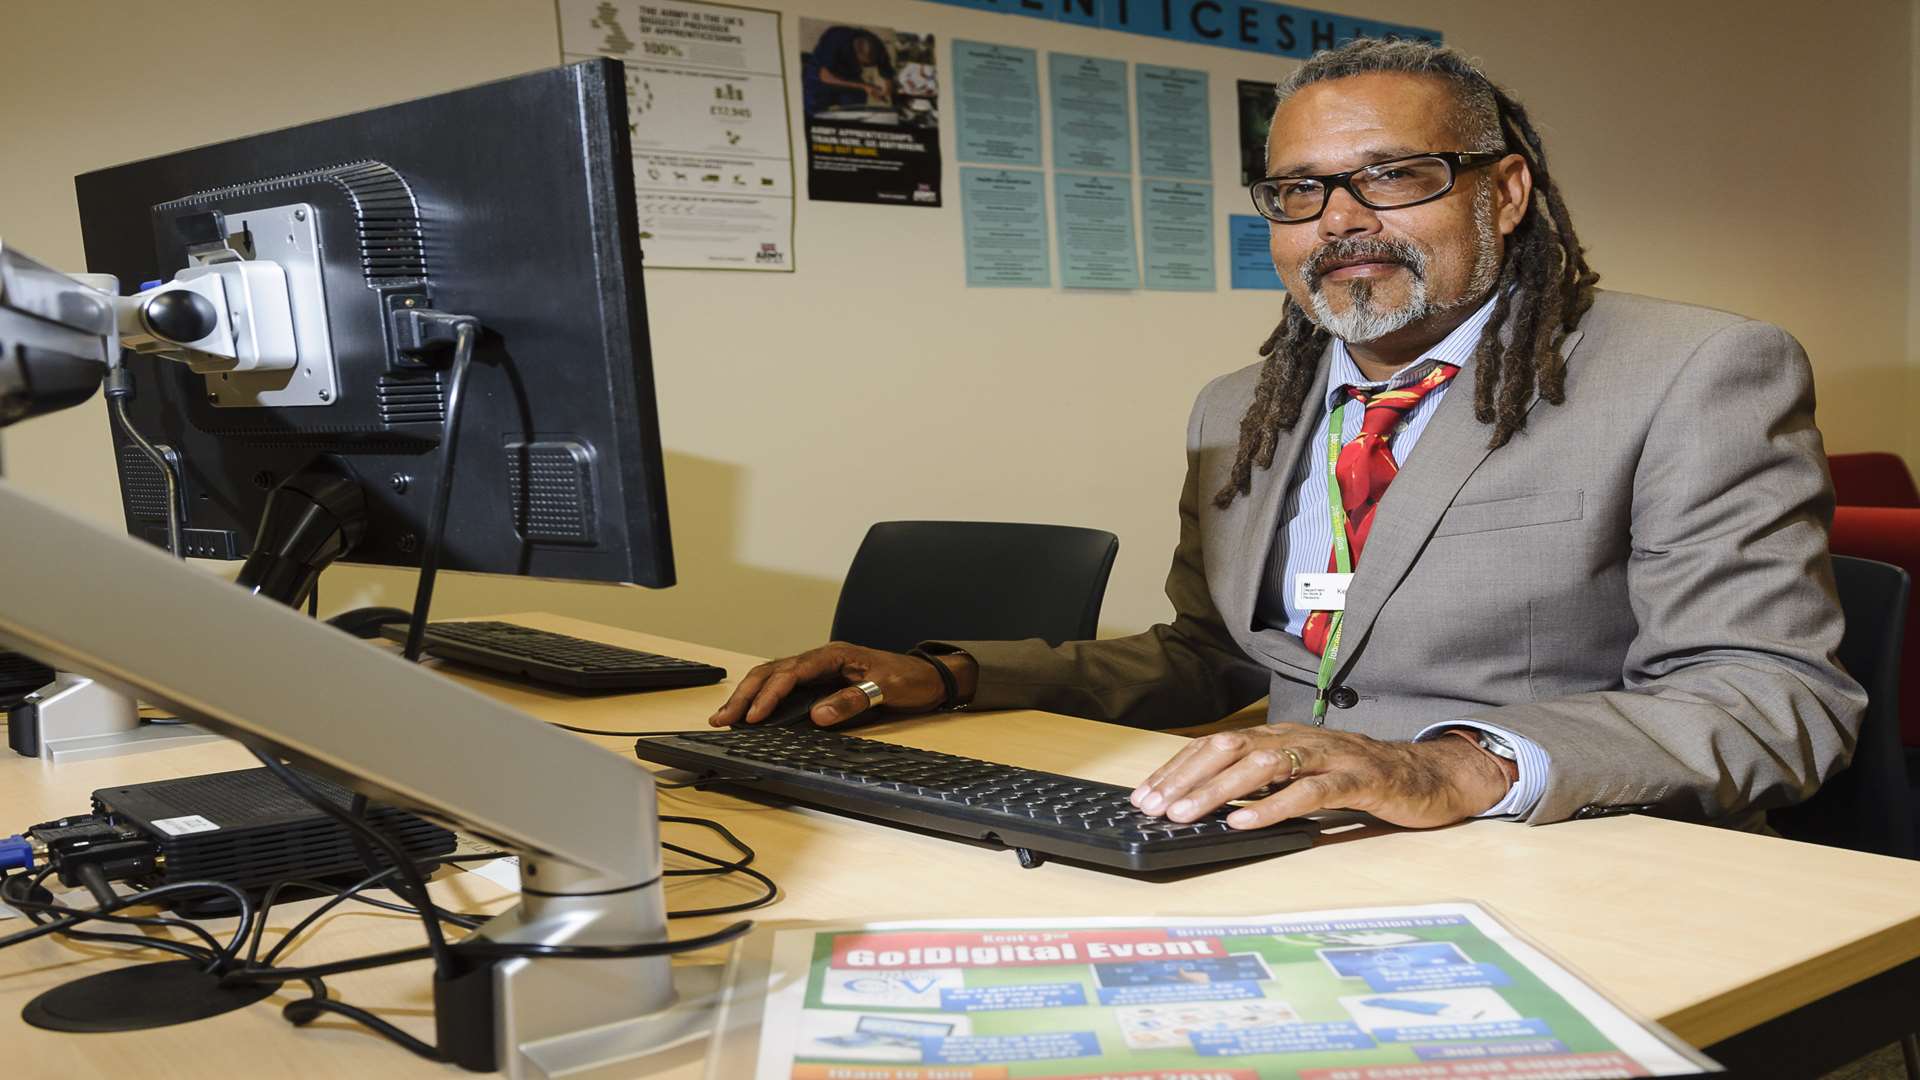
[719,903,1716,1079]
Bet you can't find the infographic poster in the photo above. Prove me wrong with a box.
[557,0,796,270]
[799,18,941,206]
[731,904,1717,1079]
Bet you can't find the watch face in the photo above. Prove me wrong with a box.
[1478,733,1519,760]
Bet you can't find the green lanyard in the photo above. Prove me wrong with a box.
[1310,397,1353,723]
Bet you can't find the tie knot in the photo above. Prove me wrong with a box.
[1345,361,1460,425]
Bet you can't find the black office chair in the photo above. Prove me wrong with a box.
[827,521,1119,655]
[1771,554,1915,860]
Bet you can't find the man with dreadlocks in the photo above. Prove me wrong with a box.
[712,39,1862,834]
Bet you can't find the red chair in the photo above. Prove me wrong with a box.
[1826,453,1920,758]
[1829,452,1920,508]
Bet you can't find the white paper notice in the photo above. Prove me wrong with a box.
[559,0,796,270]
[1294,572,1354,612]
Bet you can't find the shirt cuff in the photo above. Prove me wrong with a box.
[1413,720,1551,819]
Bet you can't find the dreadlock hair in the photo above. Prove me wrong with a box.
[1213,39,1600,510]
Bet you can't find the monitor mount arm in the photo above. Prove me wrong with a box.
[0,477,720,1076]
[234,456,370,608]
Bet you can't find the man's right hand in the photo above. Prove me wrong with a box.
[708,643,977,728]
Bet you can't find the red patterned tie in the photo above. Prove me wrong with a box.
[1301,361,1461,655]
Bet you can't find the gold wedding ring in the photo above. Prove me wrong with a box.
[1280,746,1304,782]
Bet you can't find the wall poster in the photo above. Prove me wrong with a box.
[558,0,797,271]
[799,18,942,206]
[1239,78,1282,187]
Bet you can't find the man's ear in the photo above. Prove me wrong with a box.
[1494,154,1533,236]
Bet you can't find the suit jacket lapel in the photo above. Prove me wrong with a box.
[1235,343,1333,675]
[1332,327,1588,674]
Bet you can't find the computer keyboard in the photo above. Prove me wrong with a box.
[632,727,1316,872]
[382,620,726,692]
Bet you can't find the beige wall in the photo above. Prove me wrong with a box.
[3,0,1913,665]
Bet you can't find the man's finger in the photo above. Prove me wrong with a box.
[1131,740,1208,804]
[743,667,805,724]
[1226,771,1361,829]
[1162,752,1293,822]
[710,663,777,726]
[810,686,874,726]
[1134,732,1257,814]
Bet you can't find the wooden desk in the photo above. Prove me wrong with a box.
[4,612,1920,1079]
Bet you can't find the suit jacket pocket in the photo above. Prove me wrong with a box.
[1433,489,1584,538]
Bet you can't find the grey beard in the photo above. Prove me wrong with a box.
[1304,184,1501,344]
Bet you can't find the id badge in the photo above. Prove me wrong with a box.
[1294,572,1353,611]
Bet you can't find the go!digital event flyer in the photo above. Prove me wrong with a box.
[726,903,1716,1079]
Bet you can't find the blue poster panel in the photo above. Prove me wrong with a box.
[1056,172,1139,288]
[962,167,1051,286]
[1230,213,1285,290]
[1136,65,1210,179]
[1049,54,1132,174]
[954,40,1043,166]
[1143,181,1214,290]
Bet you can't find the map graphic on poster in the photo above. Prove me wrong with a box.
[557,0,796,271]
[730,903,1717,1079]
[799,18,942,207]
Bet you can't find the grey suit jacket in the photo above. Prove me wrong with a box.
[950,291,1865,828]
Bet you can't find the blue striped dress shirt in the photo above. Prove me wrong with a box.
[1255,294,1549,818]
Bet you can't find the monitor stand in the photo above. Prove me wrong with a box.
[6,672,217,762]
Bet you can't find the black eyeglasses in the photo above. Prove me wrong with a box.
[1249,151,1504,224]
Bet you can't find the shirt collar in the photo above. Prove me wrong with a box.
[1325,291,1501,408]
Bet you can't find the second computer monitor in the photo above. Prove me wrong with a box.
[74,59,674,588]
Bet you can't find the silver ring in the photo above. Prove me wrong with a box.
[1280,747,1303,782]
[854,679,885,709]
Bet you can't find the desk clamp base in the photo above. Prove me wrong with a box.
[6,673,219,763]
[437,860,723,1079]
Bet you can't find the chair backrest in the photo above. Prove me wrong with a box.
[828,521,1119,655]
[1828,452,1920,508]
[1828,506,1920,747]
[1771,555,1915,858]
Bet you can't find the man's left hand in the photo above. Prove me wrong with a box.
[1130,724,1512,830]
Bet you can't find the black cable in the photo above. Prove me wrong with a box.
[285,987,443,1062]
[657,814,778,918]
[250,752,453,977]
[259,867,402,967]
[306,579,318,618]
[659,815,756,871]
[401,319,478,664]
[223,918,752,986]
[0,868,252,967]
[75,862,116,907]
[663,845,776,918]
[4,870,226,960]
[282,879,484,929]
[627,727,739,738]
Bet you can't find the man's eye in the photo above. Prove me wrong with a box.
[1369,167,1413,182]
[1279,180,1324,197]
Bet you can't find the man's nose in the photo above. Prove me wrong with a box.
[1319,186,1382,240]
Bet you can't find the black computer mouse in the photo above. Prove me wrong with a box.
[328,606,414,639]
[736,677,868,730]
